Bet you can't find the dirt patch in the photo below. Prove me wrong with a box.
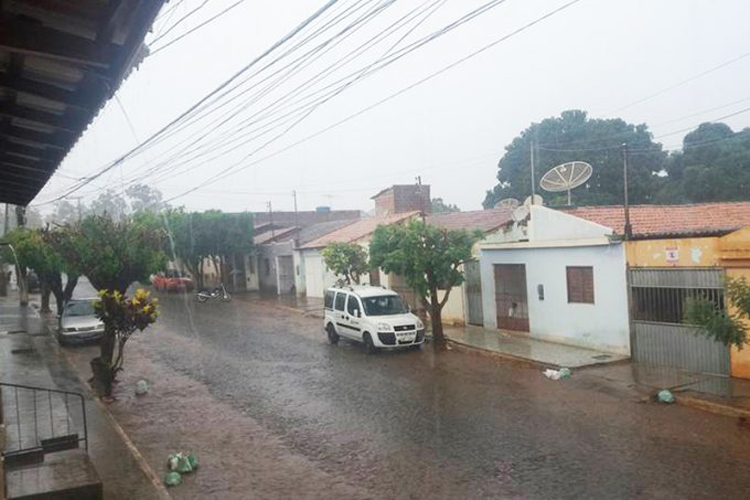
[64,337,370,500]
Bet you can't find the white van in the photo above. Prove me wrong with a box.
[323,285,425,353]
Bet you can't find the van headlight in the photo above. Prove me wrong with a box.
[415,319,424,329]
[377,322,392,332]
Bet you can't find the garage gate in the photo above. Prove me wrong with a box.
[629,267,730,376]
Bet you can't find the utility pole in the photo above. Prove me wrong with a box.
[621,143,632,240]
[292,190,299,245]
[3,203,9,235]
[416,176,426,223]
[530,140,536,204]
[267,201,275,239]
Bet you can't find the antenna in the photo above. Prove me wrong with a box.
[539,161,593,205]
[494,198,520,209]
[511,205,529,222]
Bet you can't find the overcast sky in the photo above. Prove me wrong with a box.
[33,0,750,214]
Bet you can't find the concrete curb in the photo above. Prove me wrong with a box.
[91,396,172,500]
[44,316,172,500]
[674,394,750,420]
[265,301,324,319]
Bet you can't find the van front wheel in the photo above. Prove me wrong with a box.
[326,324,339,345]
[363,333,377,354]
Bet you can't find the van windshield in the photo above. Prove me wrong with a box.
[361,295,408,316]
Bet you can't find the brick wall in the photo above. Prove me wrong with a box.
[374,185,430,215]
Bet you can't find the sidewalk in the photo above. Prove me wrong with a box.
[0,293,168,500]
[444,324,629,368]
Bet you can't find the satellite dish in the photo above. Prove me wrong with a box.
[495,198,519,209]
[512,205,529,222]
[540,161,593,205]
[523,194,543,208]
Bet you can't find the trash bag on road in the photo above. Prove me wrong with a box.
[657,389,675,404]
[164,471,182,487]
[543,368,571,380]
[135,379,149,396]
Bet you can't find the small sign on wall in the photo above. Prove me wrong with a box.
[665,246,679,264]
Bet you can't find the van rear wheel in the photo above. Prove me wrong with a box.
[326,324,339,345]
[363,333,377,354]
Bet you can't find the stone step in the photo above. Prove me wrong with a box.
[5,451,102,500]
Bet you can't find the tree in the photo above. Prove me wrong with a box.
[90,190,128,222]
[50,200,83,225]
[683,277,750,349]
[431,198,460,213]
[483,110,668,208]
[322,242,369,284]
[163,210,253,289]
[52,213,166,396]
[657,123,750,203]
[370,220,482,347]
[126,184,167,213]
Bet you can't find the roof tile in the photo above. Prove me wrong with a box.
[560,201,750,238]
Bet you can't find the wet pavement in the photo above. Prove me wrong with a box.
[59,289,749,499]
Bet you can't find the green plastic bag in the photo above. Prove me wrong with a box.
[187,453,199,470]
[177,454,193,473]
[164,471,182,487]
[657,389,675,404]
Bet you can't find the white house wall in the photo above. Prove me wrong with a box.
[479,242,630,355]
[529,205,613,241]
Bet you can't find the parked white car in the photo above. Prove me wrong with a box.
[57,298,105,345]
[323,285,425,353]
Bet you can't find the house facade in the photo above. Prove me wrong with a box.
[564,202,750,379]
[478,205,630,355]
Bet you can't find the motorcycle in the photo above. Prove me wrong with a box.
[196,283,232,303]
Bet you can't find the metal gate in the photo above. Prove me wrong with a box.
[494,264,529,332]
[464,261,483,326]
[629,267,730,376]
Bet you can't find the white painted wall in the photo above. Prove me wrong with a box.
[245,254,259,291]
[529,205,613,242]
[479,242,630,355]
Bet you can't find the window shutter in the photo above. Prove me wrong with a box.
[567,266,594,304]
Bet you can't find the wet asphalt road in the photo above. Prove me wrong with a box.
[123,290,750,499]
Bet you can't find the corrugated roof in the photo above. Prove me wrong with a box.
[425,208,513,233]
[254,226,298,245]
[300,211,419,249]
[560,202,750,238]
[298,218,360,245]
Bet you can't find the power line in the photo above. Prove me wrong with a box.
[81,0,501,196]
[604,50,750,116]
[34,0,343,205]
[163,0,584,202]
[150,0,209,45]
[148,0,248,58]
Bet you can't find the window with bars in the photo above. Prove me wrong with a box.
[567,266,595,304]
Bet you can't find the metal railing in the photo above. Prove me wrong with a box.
[0,382,88,466]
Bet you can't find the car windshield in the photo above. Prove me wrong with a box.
[361,295,408,316]
[65,301,95,317]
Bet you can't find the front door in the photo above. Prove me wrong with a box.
[494,264,529,332]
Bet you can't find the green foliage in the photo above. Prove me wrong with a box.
[52,214,167,293]
[431,198,460,213]
[683,278,750,349]
[163,210,253,286]
[483,110,750,208]
[95,288,158,373]
[484,110,667,208]
[126,184,167,213]
[322,242,369,284]
[370,220,481,344]
[2,229,65,279]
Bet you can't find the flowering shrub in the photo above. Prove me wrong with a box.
[92,288,158,396]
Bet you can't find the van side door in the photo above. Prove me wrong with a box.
[333,292,354,338]
[345,295,364,340]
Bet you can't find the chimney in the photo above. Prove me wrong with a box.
[372,185,430,216]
